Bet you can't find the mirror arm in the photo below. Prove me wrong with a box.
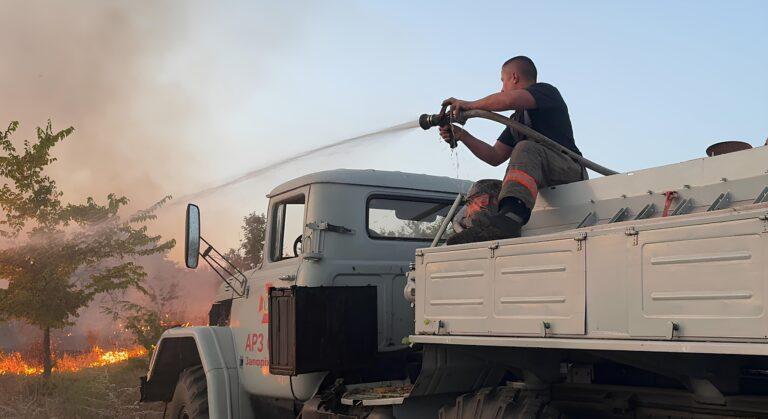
[201,256,246,298]
[199,236,249,296]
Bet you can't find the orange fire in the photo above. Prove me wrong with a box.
[0,345,147,376]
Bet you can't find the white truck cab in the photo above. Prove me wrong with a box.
[141,169,469,418]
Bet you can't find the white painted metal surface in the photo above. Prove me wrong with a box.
[492,238,585,335]
[628,217,768,339]
[419,234,586,336]
[235,175,468,401]
[414,146,768,354]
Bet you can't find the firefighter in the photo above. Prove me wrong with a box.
[441,56,585,244]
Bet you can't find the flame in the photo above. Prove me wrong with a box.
[0,352,44,375]
[0,345,147,376]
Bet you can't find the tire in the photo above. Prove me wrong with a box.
[438,386,564,419]
[165,366,210,419]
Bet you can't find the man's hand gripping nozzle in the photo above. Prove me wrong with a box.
[419,104,465,149]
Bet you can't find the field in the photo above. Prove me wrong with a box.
[0,357,165,419]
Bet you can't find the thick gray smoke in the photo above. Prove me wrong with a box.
[0,1,205,205]
[0,1,224,350]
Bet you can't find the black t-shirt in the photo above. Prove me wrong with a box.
[497,82,581,155]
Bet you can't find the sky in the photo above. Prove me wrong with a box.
[1,0,766,261]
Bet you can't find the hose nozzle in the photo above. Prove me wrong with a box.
[418,112,450,130]
[419,104,459,148]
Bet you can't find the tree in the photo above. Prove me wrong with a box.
[0,121,174,377]
[103,282,182,352]
[224,212,266,271]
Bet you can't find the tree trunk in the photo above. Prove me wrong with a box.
[42,326,53,378]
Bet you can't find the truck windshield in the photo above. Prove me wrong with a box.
[367,196,454,241]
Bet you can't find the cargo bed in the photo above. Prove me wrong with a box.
[411,146,768,355]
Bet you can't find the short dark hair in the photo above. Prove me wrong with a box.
[502,56,537,81]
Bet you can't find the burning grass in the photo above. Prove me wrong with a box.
[0,357,164,418]
[0,346,148,376]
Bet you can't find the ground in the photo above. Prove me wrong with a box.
[0,358,165,419]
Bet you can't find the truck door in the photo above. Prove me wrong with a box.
[235,188,322,399]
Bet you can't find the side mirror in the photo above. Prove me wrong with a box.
[185,204,201,269]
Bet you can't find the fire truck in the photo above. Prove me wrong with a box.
[142,111,768,418]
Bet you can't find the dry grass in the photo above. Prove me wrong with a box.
[0,357,166,419]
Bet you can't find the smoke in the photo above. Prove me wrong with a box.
[59,254,220,351]
[0,253,220,352]
[0,1,233,350]
[0,1,205,206]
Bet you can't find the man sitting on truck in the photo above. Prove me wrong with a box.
[441,55,585,244]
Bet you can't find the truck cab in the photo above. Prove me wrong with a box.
[141,169,469,417]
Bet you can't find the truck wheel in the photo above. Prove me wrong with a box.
[438,386,563,419]
[165,366,209,419]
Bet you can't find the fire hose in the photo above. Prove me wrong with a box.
[419,108,619,176]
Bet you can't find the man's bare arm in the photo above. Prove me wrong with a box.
[469,90,537,112]
[443,90,536,117]
[439,125,512,167]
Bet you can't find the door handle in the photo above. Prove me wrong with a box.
[278,274,296,281]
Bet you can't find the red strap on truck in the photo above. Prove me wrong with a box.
[662,191,678,217]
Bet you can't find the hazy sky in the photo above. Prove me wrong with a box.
[1,0,766,260]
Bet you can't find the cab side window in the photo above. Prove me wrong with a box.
[270,195,306,261]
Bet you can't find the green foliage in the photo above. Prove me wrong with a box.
[0,121,72,237]
[104,283,181,352]
[224,211,266,270]
[0,120,175,376]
